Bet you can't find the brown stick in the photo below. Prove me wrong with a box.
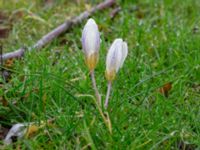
[1,0,115,61]
[110,6,121,19]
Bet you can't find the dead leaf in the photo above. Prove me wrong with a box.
[0,12,7,20]
[5,58,14,68]
[0,11,11,39]
[25,125,39,138]
[158,82,172,97]
[0,96,8,107]
[0,27,10,39]
[0,11,8,24]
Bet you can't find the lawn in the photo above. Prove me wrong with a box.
[0,0,200,149]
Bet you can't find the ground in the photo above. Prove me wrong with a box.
[0,0,200,149]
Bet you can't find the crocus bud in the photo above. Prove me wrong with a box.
[105,39,128,81]
[82,18,100,71]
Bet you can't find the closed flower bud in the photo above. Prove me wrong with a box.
[82,18,100,71]
[105,39,128,81]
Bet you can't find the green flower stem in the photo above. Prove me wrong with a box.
[104,81,112,108]
[90,70,101,105]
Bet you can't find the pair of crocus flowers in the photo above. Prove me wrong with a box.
[82,18,128,108]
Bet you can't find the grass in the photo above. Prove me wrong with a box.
[1,0,200,149]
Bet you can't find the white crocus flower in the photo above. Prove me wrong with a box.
[104,38,128,108]
[105,38,128,81]
[82,18,100,71]
[82,18,101,104]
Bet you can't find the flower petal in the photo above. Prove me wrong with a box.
[105,39,128,81]
[120,42,128,68]
[82,18,100,57]
[106,39,123,73]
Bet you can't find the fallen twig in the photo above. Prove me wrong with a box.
[110,6,121,19]
[1,0,115,61]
